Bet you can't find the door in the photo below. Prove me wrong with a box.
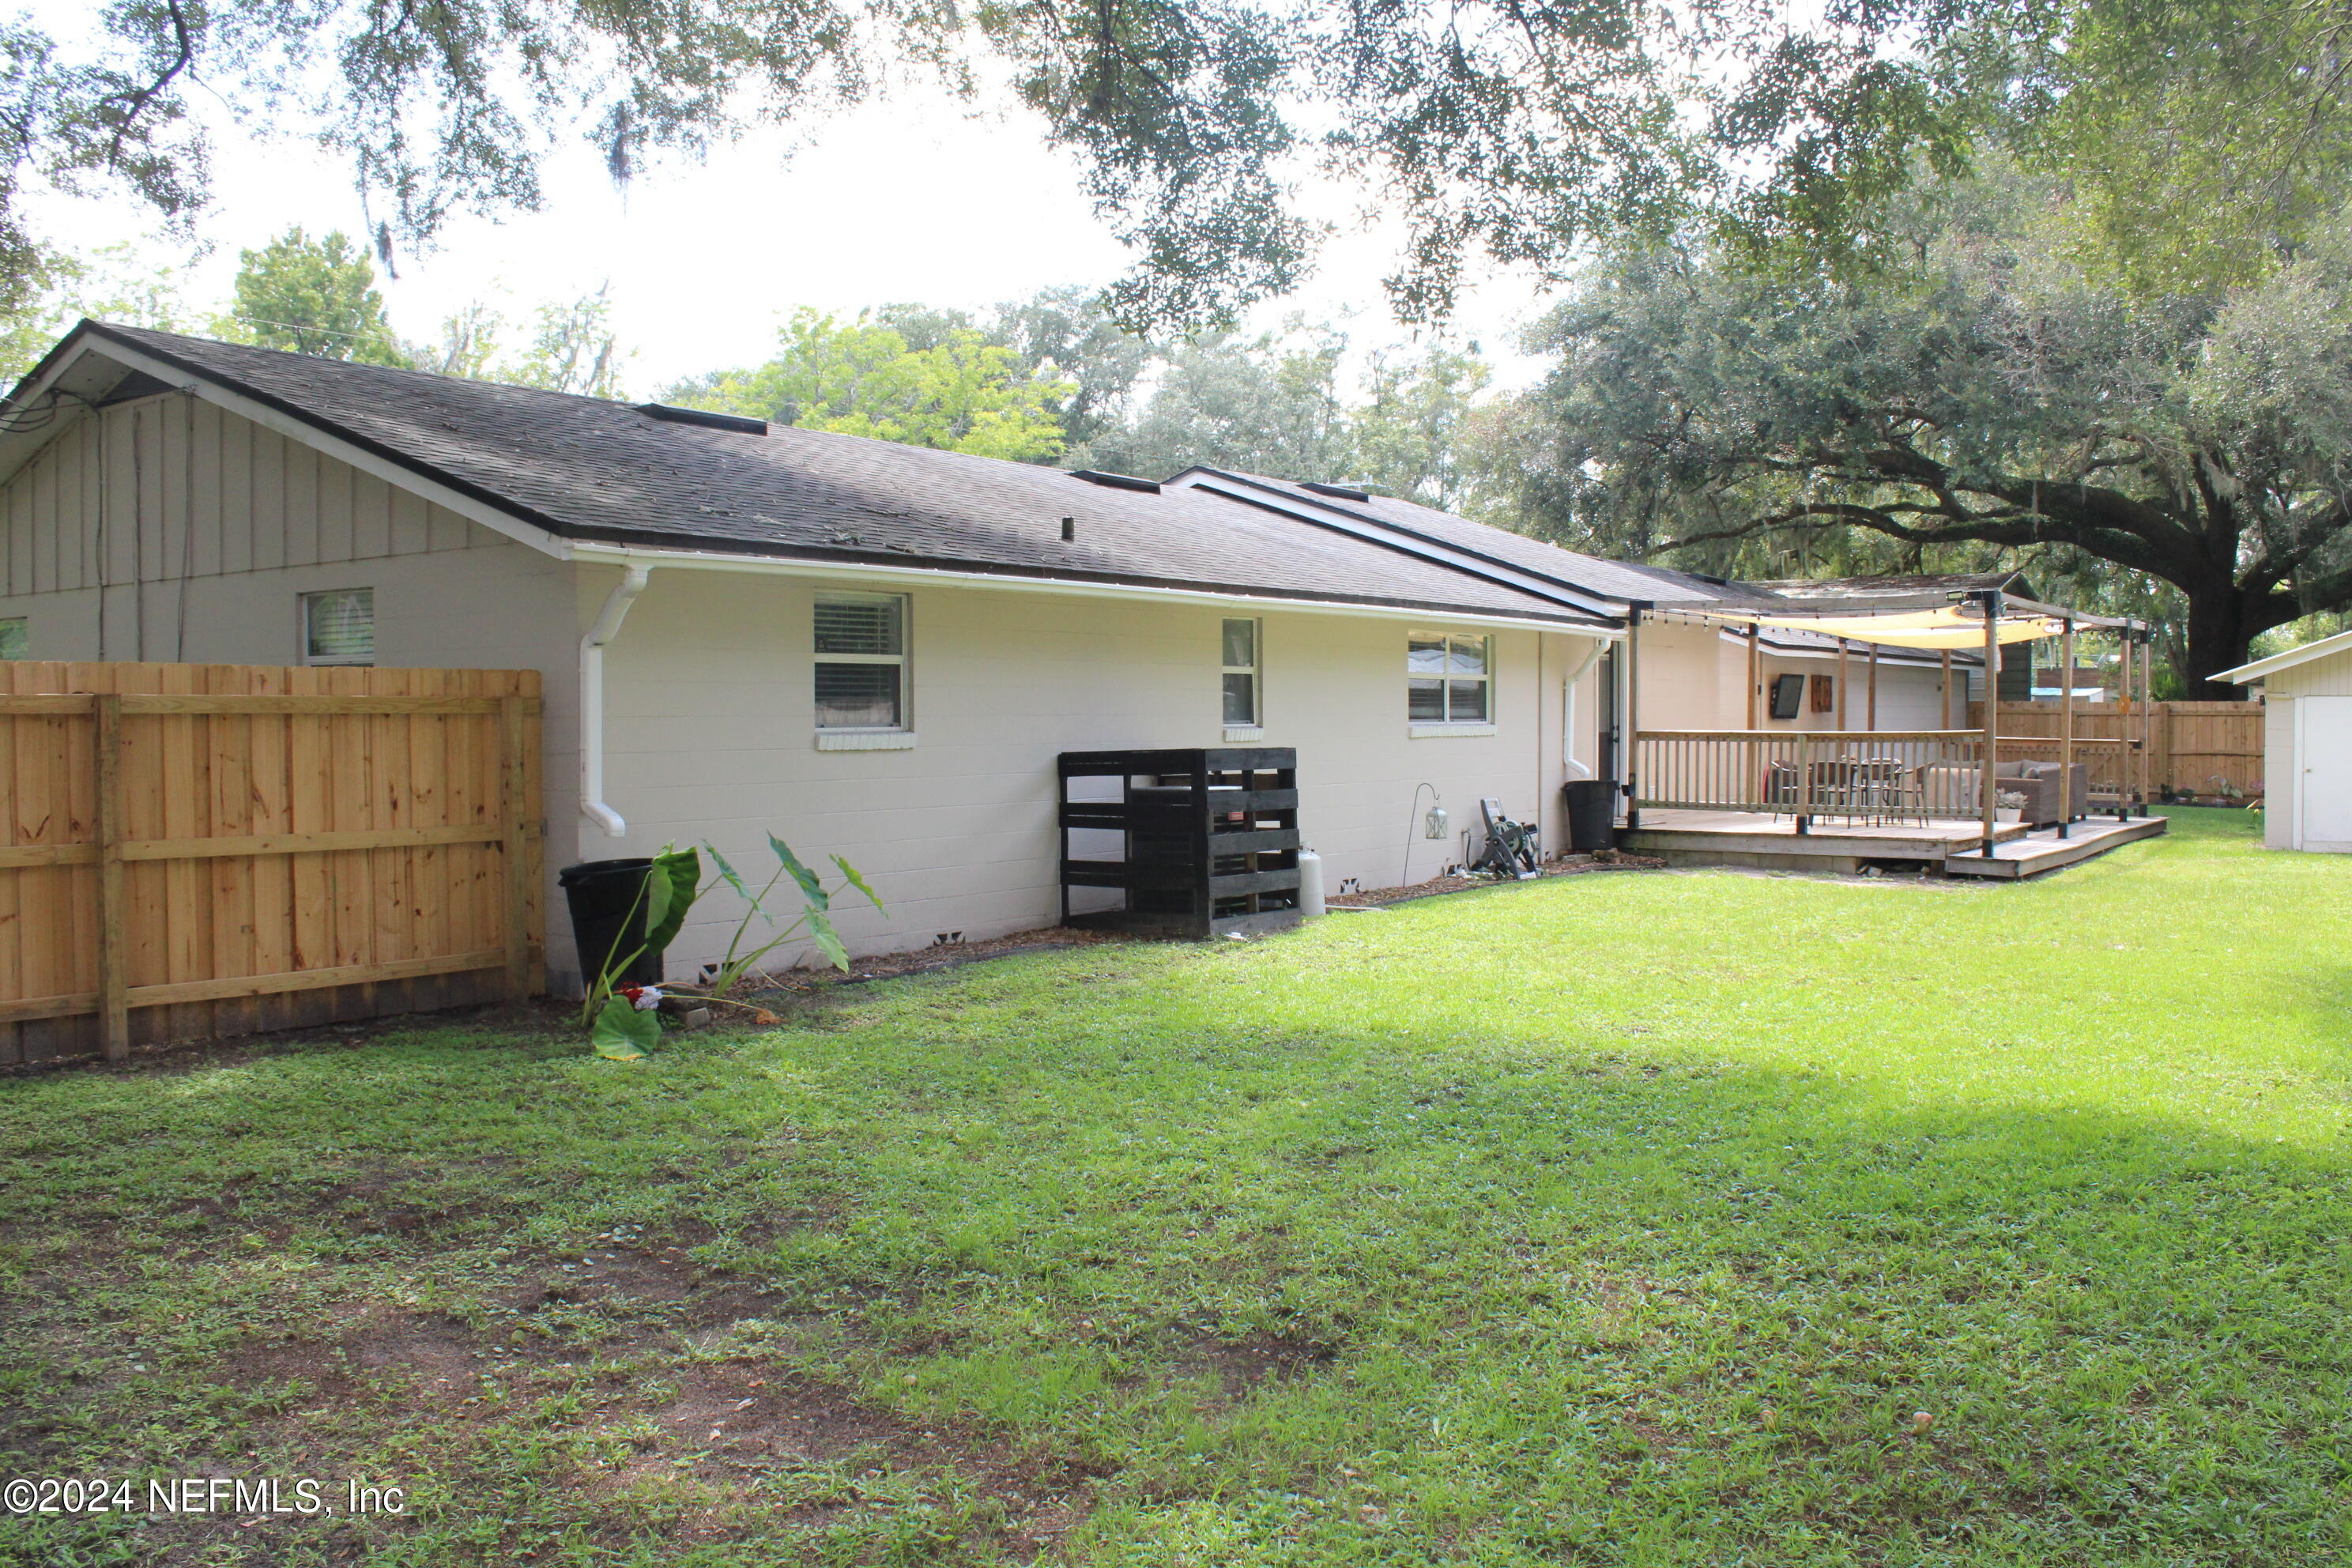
[2297,697,2352,849]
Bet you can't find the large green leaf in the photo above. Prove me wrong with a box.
[590,997,659,1061]
[706,843,776,927]
[643,846,702,958]
[769,834,828,911]
[831,853,884,913]
[805,906,850,972]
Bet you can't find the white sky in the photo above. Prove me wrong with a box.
[37,51,1562,400]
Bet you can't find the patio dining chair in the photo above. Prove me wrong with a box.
[1850,756,1924,826]
[1807,759,1861,824]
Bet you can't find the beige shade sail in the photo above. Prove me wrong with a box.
[1690,605,2065,649]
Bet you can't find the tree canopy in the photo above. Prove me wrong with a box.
[19,0,2352,334]
[671,308,1075,461]
[1486,168,2352,695]
[222,228,407,364]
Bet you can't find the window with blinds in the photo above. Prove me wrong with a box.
[301,589,375,667]
[815,592,908,729]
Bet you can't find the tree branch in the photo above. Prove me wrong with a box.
[103,0,194,175]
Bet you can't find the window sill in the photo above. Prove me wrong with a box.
[1409,722,1498,739]
[1223,725,1266,743]
[814,729,916,752]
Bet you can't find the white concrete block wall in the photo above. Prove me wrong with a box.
[579,564,1608,986]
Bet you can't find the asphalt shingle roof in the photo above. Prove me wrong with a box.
[74,324,1615,627]
[1170,468,1724,606]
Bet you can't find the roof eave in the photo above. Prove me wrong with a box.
[565,539,1622,634]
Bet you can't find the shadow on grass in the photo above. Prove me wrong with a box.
[2,968,2347,1566]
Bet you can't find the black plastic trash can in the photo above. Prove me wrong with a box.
[1563,779,1617,852]
[559,858,665,988]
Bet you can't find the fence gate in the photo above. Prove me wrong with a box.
[0,663,543,1065]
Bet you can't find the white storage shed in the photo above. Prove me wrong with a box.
[2219,629,2352,852]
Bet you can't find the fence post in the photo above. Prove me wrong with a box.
[499,694,534,1001]
[92,694,129,1060]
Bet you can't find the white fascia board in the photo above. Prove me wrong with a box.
[568,541,1622,639]
[40,336,571,562]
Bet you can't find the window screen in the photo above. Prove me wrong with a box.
[0,619,24,661]
[302,590,375,666]
[815,592,909,729]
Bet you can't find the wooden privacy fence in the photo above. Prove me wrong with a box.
[1975,700,2263,797]
[0,663,543,1065]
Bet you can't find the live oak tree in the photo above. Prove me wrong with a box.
[21,0,2352,335]
[1489,172,2352,696]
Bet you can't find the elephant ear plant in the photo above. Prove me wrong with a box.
[583,835,883,1061]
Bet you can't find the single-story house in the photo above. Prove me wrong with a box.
[0,322,2003,986]
[2219,629,2352,852]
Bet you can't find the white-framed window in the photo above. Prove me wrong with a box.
[815,590,909,729]
[1221,617,1260,726]
[0,618,25,661]
[301,589,375,666]
[1408,631,1491,723]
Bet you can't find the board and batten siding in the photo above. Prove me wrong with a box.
[0,390,576,673]
[581,564,1604,987]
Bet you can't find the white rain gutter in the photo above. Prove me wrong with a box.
[566,541,1624,640]
[1561,635,1608,780]
[579,564,651,838]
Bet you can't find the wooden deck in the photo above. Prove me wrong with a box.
[1621,809,2167,878]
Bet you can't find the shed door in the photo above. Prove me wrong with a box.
[2298,697,2352,849]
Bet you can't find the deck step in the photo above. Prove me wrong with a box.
[1939,816,2169,879]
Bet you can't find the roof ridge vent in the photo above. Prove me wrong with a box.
[1298,480,1370,502]
[1069,469,1160,493]
[636,402,768,436]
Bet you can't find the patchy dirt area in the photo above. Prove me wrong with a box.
[611,1360,1109,1555]
[1156,1328,1336,1404]
[1328,849,1667,907]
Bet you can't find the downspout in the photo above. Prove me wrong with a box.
[1561,636,1608,781]
[1622,603,1649,828]
[580,564,651,839]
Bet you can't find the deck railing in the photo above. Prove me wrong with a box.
[1633,730,2136,823]
[1635,730,1984,817]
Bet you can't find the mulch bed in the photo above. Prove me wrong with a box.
[1327,850,1668,908]
[730,926,1135,1004]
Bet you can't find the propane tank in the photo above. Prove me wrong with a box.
[1296,847,1326,918]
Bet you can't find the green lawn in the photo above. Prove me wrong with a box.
[4,808,2349,1566]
